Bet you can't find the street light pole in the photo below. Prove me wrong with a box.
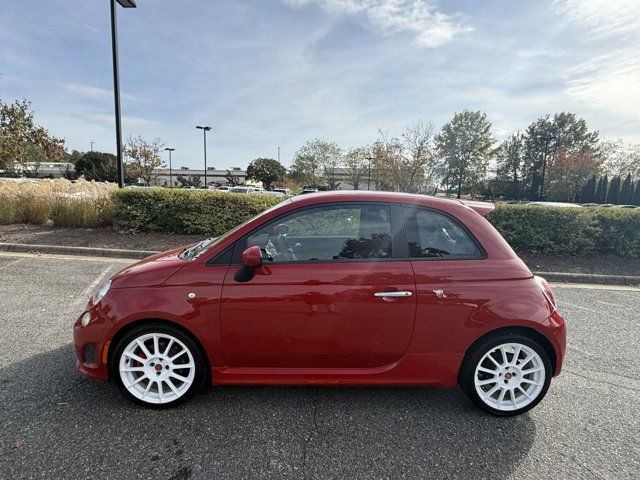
[164,148,175,187]
[196,125,212,187]
[109,0,137,188]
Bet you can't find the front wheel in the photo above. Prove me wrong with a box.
[112,323,206,408]
[459,333,552,416]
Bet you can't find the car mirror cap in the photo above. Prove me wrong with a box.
[241,245,262,268]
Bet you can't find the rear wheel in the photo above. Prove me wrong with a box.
[112,323,206,408]
[459,332,552,416]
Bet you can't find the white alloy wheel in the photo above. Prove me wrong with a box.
[473,342,546,412]
[118,332,196,405]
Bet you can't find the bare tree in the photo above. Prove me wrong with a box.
[373,121,437,193]
[124,135,165,185]
[344,146,370,190]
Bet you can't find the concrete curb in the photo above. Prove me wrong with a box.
[0,242,158,260]
[533,271,640,286]
[1,242,638,286]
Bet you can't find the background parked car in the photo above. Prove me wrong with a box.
[252,190,285,197]
[230,186,262,194]
[525,201,582,208]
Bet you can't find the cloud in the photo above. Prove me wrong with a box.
[89,114,159,130]
[64,83,136,102]
[283,0,471,47]
[64,83,113,100]
[554,0,640,122]
[554,0,640,38]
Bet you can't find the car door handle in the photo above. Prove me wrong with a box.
[374,291,413,298]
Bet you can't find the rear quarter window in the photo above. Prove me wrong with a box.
[402,205,483,260]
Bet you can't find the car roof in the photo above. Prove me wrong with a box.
[289,190,495,216]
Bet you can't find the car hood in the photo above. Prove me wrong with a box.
[110,246,188,289]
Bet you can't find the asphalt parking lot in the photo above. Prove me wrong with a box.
[0,252,638,479]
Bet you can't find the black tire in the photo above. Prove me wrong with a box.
[111,322,207,408]
[459,331,552,417]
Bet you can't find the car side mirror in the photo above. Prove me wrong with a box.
[241,245,262,268]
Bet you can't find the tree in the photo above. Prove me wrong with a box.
[66,150,85,165]
[633,180,640,206]
[605,175,621,204]
[373,122,438,193]
[435,111,494,198]
[523,112,599,200]
[594,175,608,204]
[124,135,165,185]
[75,151,118,182]
[290,141,322,187]
[579,175,597,203]
[619,173,634,204]
[0,97,66,172]
[344,147,370,190]
[225,169,241,186]
[601,139,640,178]
[495,133,525,199]
[246,158,286,190]
[546,148,600,202]
[290,139,342,188]
[176,174,201,187]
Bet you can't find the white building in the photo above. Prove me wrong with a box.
[12,162,74,178]
[151,166,257,188]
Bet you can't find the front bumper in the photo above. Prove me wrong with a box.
[549,309,567,376]
[73,304,114,382]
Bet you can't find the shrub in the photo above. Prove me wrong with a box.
[50,196,113,228]
[0,178,115,227]
[487,204,640,258]
[112,188,283,236]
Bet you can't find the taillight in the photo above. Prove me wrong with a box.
[535,276,556,310]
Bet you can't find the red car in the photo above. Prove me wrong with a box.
[74,191,565,416]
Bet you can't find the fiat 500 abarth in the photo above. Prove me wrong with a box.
[74,191,565,416]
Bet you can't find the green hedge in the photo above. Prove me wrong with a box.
[112,190,640,258]
[487,205,640,258]
[112,189,283,236]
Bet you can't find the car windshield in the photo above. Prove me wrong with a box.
[178,198,293,260]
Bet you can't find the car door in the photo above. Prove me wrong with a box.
[402,205,490,354]
[219,202,416,368]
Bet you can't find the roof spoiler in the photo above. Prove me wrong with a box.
[460,200,495,217]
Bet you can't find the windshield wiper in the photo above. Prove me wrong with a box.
[180,239,208,260]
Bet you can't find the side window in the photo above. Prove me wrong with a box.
[403,206,482,259]
[245,204,392,262]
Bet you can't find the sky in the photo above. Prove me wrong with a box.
[1,0,639,169]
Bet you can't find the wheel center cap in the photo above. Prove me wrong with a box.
[504,372,513,380]
[154,364,163,372]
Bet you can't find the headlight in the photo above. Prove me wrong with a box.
[92,280,111,305]
[81,312,92,327]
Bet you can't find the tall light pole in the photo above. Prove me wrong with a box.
[164,147,175,187]
[196,125,212,187]
[110,0,137,188]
